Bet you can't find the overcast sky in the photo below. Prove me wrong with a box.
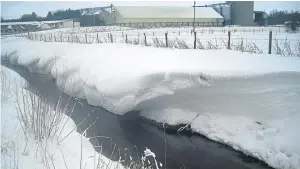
[1,1,300,19]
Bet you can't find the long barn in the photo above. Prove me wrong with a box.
[106,6,224,28]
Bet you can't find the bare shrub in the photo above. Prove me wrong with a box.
[152,37,165,48]
[1,69,10,102]
[296,41,300,57]
[168,38,190,49]
[283,38,293,57]
[196,39,205,49]
[206,40,218,50]
[15,90,68,142]
[273,39,285,56]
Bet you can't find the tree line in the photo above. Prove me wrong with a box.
[1,8,81,22]
[268,10,300,25]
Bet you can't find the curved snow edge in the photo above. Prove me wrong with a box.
[2,51,211,115]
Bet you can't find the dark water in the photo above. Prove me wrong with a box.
[2,60,274,169]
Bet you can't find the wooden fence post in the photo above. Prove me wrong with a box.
[227,31,231,49]
[97,33,99,43]
[27,32,30,39]
[268,31,272,54]
[125,34,128,43]
[194,31,197,49]
[144,33,147,46]
[85,33,87,43]
[110,33,113,43]
[165,32,168,48]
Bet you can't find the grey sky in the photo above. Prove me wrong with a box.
[1,1,300,19]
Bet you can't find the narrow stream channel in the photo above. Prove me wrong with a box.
[2,60,274,169]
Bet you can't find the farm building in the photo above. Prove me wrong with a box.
[196,1,256,26]
[1,19,80,35]
[105,6,224,28]
[45,19,80,29]
[80,7,111,26]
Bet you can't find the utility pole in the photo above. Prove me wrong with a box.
[193,1,196,33]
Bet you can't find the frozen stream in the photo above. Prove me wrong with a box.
[3,60,299,169]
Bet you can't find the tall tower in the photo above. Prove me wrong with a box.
[228,1,254,26]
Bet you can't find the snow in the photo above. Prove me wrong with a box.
[1,66,124,169]
[114,6,223,19]
[1,37,300,169]
[23,26,300,56]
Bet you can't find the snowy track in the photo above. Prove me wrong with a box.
[1,37,300,169]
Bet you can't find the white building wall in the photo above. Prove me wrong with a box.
[63,20,74,28]
[73,21,80,27]
[40,24,51,30]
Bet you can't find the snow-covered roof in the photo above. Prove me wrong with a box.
[114,6,223,19]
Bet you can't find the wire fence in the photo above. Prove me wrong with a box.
[15,29,300,57]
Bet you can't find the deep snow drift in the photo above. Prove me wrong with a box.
[1,37,300,169]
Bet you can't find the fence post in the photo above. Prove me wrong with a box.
[194,31,197,49]
[179,31,180,36]
[85,33,87,43]
[110,33,113,43]
[144,33,147,46]
[165,32,168,48]
[96,33,99,43]
[125,34,128,43]
[268,31,272,54]
[27,32,30,39]
[227,31,231,49]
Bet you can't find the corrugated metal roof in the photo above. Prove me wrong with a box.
[114,6,223,19]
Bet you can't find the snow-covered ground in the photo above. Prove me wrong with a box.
[1,66,125,169]
[14,26,300,56]
[1,37,300,169]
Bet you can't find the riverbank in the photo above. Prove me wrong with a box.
[1,61,274,169]
[2,37,300,169]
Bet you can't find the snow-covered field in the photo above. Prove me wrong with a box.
[14,26,300,57]
[1,36,300,169]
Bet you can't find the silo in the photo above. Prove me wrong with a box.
[222,5,231,20]
[228,1,254,26]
